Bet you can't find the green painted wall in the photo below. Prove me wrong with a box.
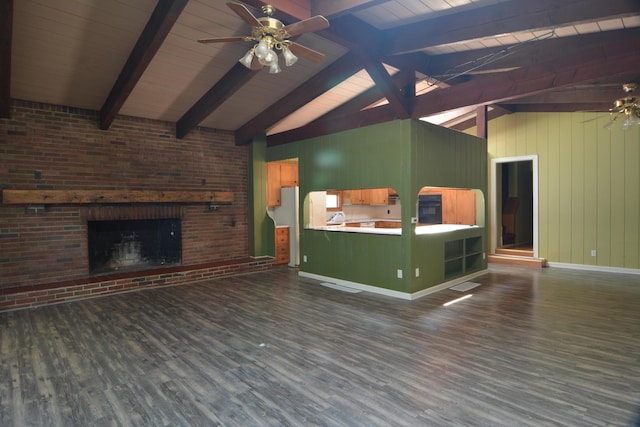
[249,135,273,257]
[410,121,488,292]
[484,112,640,268]
[255,119,488,294]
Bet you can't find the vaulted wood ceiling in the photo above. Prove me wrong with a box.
[3,0,640,146]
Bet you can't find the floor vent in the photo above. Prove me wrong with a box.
[449,281,481,292]
[319,282,362,293]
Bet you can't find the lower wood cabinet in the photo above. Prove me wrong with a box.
[275,226,290,265]
[375,221,402,228]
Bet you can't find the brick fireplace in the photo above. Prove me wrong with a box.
[87,210,182,275]
[0,101,273,311]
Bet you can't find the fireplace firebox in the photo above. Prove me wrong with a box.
[88,218,181,275]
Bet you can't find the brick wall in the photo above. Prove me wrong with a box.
[0,100,254,292]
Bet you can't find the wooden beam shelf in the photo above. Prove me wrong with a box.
[1,189,233,205]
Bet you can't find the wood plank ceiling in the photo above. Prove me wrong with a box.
[3,0,640,146]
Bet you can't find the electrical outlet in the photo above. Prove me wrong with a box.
[415,268,420,277]
[397,269,403,279]
[591,250,597,257]
[303,255,308,262]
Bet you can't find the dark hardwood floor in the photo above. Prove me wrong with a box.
[1,265,640,426]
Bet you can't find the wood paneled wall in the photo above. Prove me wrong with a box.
[486,112,640,269]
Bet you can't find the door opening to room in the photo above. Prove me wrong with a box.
[490,156,538,258]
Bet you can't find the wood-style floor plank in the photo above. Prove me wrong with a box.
[1,265,640,426]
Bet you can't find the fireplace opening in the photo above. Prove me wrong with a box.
[88,218,181,275]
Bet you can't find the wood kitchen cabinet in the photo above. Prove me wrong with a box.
[279,162,298,187]
[455,190,476,225]
[375,221,402,228]
[349,188,389,205]
[442,189,476,225]
[266,162,298,206]
[275,226,289,265]
[349,189,366,205]
[441,189,456,224]
[266,162,282,206]
[369,188,389,205]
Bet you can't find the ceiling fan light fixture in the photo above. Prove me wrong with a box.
[239,49,255,69]
[254,38,270,60]
[282,47,298,67]
[622,109,640,130]
[258,48,277,66]
[269,61,282,74]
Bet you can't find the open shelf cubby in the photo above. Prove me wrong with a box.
[444,236,484,280]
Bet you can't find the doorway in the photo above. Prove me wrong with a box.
[490,155,538,258]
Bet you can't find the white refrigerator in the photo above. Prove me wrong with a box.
[270,186,299,267]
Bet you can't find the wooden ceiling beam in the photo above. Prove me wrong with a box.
[427,28,640,79]
[234,52,364,145]
[357,50,411,119]
[240,0,310,21]
[269,34,640,142]
[307,68,416,125]
[324,14,384,51]
[0,0,12,118]
[314,85,385,122]
[449,107,512,132]
[507,86,630,105]
[383,52,431,80]
[312,0,391,19]
[383,0,640,55]
[99,0,188,130]
[411,35,640,119]
[506,103,614,113]
[176,63,258,139]
[310,13,418,119]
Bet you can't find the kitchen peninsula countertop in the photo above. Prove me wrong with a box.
[309,222,479,235]
[326,218,401,225]
[313,224,402,235]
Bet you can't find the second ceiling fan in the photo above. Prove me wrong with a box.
[198,2,330,74]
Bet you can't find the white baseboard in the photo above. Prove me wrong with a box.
[298,269,489,300]
[547,262,640,276]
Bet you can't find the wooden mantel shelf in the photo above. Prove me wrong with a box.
[1,189,233,205]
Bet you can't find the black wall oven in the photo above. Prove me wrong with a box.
[418,194,442,224]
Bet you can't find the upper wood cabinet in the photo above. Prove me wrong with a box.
[266,162,282,206]
[455,190,476,225]
[266,161,298,206]
[368,188,389,205]
[279,162,298,187]
[349,189,366,205]
[348,188,390,205]
[442,189,476,225]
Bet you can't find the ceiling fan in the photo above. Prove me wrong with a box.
[605,83,640,130]
[198,2,330,74]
